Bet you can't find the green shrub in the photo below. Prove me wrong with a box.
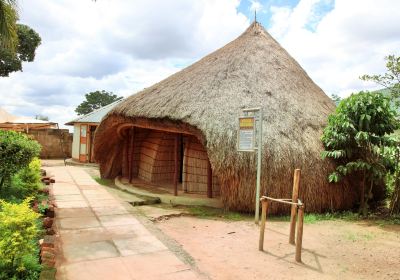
[0,198,42,280]
[11,158,43,199]
[0,130,41,191]
[321,91,398,215]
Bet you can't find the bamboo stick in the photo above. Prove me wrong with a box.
[261,196,300,206]
[295,204,304,262]
[259,200,268,251]
[289,169,301,244]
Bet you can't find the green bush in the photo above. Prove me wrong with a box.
[0,198,42,280]
[321,91,398,215]
[7,158,43,200]
[0,130,41,191]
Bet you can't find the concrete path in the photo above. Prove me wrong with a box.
[46,165,202,280]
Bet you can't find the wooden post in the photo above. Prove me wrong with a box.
[207,160,213,198]
[295,205,304,262]
[289,169,301,244]
[259,199,269,251]
[128,127,135,183]
[173,134,179,196]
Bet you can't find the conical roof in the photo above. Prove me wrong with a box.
[112,22,333,128]
[95,22,357,213]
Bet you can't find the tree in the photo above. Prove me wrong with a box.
[0,0,18,50]
[34,114,48,121]
[361,55,400,215]
[330,94,342,106]
[75,90,123,115]
[0,24,41,77]
[360,55,400,105]
[321,91,398,215]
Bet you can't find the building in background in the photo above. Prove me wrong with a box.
[65,100,123,163]
[0,108,57,131]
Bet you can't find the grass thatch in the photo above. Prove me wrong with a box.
[94,22,359,213]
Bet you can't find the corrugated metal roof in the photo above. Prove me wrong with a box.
[65,99,123,125]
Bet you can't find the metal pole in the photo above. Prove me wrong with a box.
[255,108,263,224]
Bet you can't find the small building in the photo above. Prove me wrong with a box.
[0,107,57,131]
[0,107,72,159]
[65,100,123,163]
[94,22,359,213]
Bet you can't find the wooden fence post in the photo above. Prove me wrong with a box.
[289,169,301,244]
[259,199,269,251]
[295,204,304,262]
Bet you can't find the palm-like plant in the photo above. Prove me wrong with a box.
[0,0,18,51]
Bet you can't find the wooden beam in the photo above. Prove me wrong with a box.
[128,127,135,183]
[173,133,180,196]
[207,160,213,198]
[289,169,301,245]
[116,122,196,139]
[259,200,269,251]
[295,205,304,262]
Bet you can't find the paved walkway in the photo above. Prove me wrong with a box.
[46,165,202,280]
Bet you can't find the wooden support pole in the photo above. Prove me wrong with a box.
[289,169,301,244]
[295,205,304,262]
[258,199,269,251]
[173,133,179,196]
[128,127,135,183]
[207,160,213,198]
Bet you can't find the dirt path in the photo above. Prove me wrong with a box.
[156,216,400,280]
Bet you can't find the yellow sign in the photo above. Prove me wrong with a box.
[239,117,255,129]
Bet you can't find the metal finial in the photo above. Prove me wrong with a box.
[255,10,257,22]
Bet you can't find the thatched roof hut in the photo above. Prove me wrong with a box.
[94,22,358,213]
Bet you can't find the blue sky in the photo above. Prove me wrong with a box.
[238,0,298,27]
[0,0,399,128]
[237,0,335,30]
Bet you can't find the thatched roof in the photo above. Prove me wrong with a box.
[95,22,358,213]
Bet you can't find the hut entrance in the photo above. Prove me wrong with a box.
[121,127,220,198]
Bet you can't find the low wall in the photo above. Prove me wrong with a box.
[28,129,73,159]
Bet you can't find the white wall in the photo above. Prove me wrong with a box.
[72,124,80,160]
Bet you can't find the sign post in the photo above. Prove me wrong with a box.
[237,107,263,224]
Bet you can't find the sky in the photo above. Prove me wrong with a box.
[0,0,399,129]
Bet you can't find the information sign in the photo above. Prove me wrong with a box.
[238,116,255,151]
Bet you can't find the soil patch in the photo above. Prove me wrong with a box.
[156,216,400,280]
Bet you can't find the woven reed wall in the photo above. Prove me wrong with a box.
[121,128,149,178]
[137,130,162,181]
[183,136,220,195]
[152,132,181,183]
[119,128,218,196]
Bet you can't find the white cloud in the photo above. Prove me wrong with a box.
[0,0,248,128]
[1,0,399,130]
[268,0,400,97]
[249,1,263,12]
